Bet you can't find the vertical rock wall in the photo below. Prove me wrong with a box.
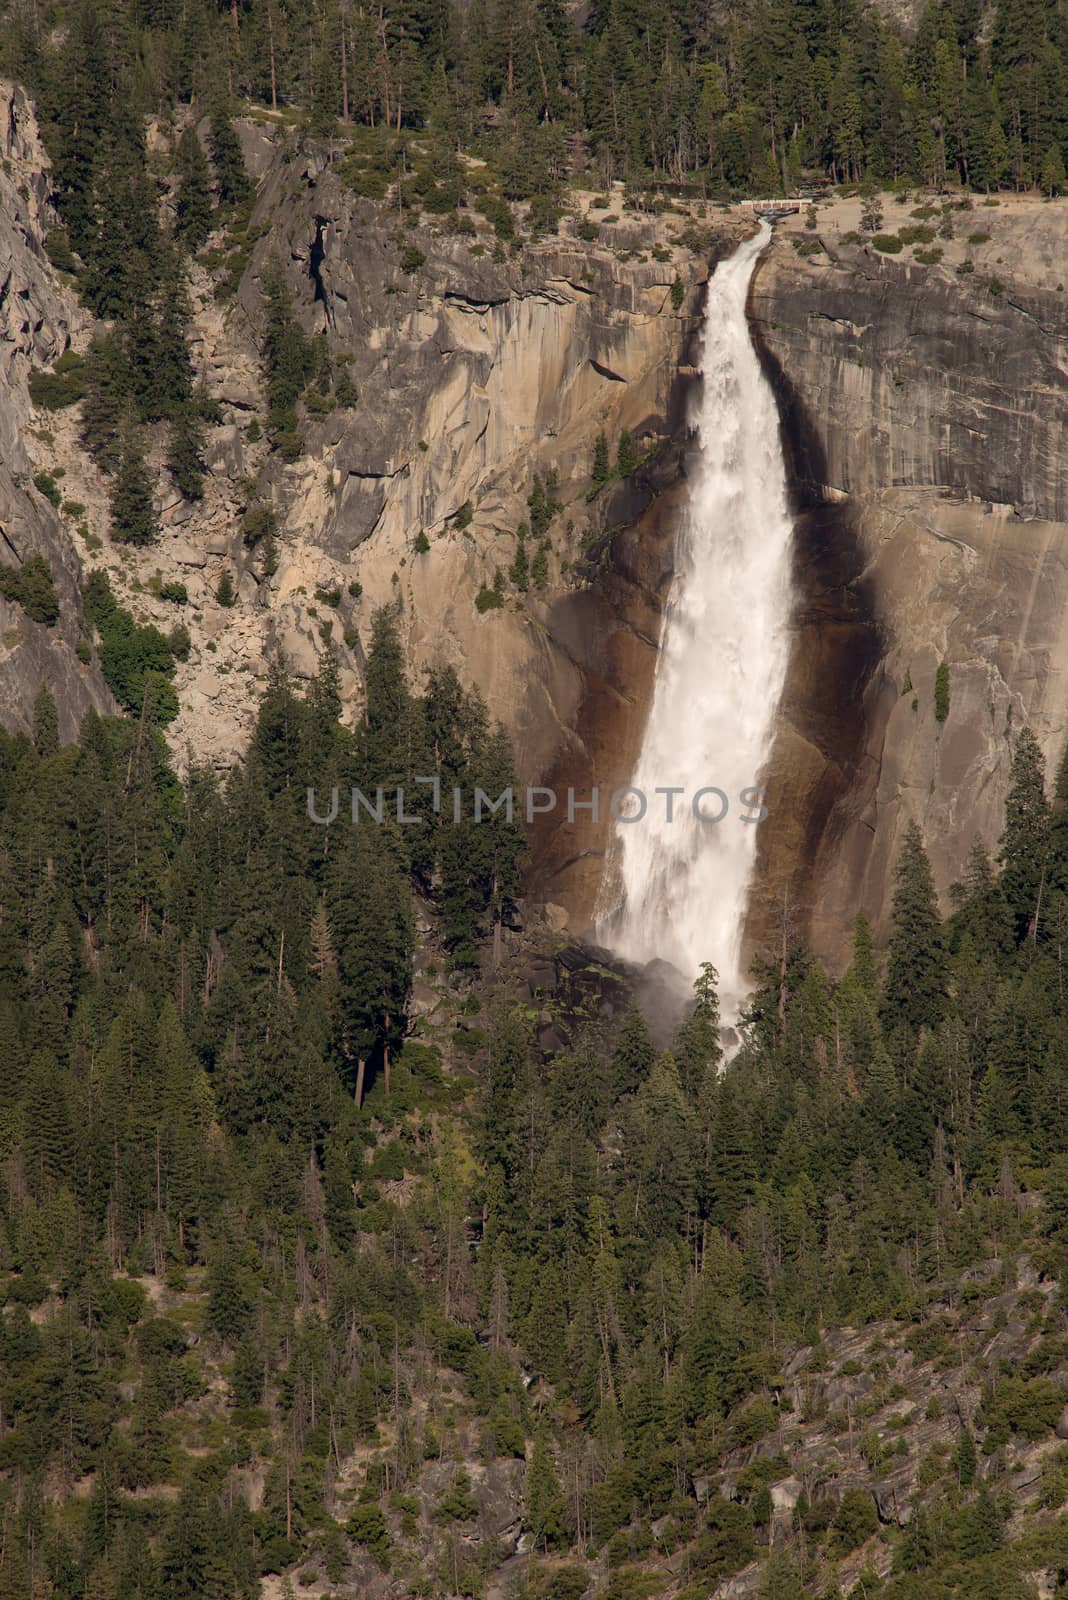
[749,215,1068,967]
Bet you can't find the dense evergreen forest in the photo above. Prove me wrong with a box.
[2,600,1068,1595]
[11,0,1068,558]
[6,0,1068,1592]
[3,0,1068,207]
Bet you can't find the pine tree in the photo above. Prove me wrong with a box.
[859,175,883,231]
[22,1048,76,1195]
[592,431,610,484]
[617,429,639,475]
[951,840,1011,960]
[144,244,195,420]
[32,685,60,757]
[630,1050,696,1235]
[985,118,1010,189]
[167,404,206,500]
[509,526,529,591]
[206,1242,252,1343]
[524,1428,568,1550]
[215,570,236,607]
[1046,739,1068,928]
[531,538,549,588]
[174,125,213,249]
[209,103,251,205]
[361,604,414,785]
[81,335,134,473]
[261,253,314,451]
[848,911,879,998]
[673,961,723,1098]
[329,833,414,1098]
[881,820,946,1035]
[953,1426,978,1487]
[999,727,1050,943]
[51,0,111,257]
[894,1505,936,1571]
[17,556,61,625]
[110,427,159,545]
[958,1483,1004,1558]
[231,1335,264,1406]
[1041,143,1066,196]
[611,1001,656,1098]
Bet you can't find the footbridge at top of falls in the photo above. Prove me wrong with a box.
[743,199,802,220]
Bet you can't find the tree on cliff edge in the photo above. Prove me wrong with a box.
[881,820,946,1036]
[999,727,1050,943]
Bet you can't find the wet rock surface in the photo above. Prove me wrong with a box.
[749,216,1068,966]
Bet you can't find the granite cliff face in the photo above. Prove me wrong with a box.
[749,202,1068,964]
[10,77,1068,968]
[8,92,747,936]
[13,99,736,804]
[0,82,113,738]
[233,152,729,796]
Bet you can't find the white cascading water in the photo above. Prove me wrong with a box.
[598,223,795,1015]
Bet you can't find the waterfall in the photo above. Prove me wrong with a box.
[598,223,795,1015]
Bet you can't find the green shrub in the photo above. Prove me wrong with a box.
[335,370,358,407]
[29,347,87,411]
[872,234,903,254]
[577,219,598,241]
[399,244,426,274]
[531,1564,590,1600]
[44,228,79,273]
[414,530,431,554]
[980,1375,1067,1441]
[303,388,335,415]
[160,581,189,604]
[32,471,62,508]
[241,505,277,547]
[688,1496,755,1585]
[488,1405,526,1458]
[935,660,950,723]
[315,587,341,607]
[730,1395,777,1447]
[602,1571,661,1600]
[829,1488,878,1553]
[273,429,304,462]
[168,623,192,660]
[433,1469,478,1524]
[476,194,515,239]
[83,569,178,722]
[0,554,60,626]
[347,1502,391,1567]
[670,276,685,309]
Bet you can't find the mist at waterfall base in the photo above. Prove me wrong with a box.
[597,223,795,1023]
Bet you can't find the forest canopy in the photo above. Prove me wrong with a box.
[2,0,1066,202]
[2,605,1068,1595]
